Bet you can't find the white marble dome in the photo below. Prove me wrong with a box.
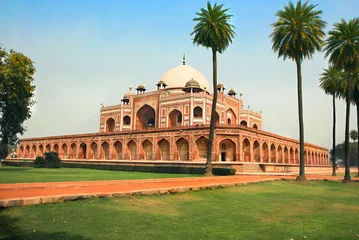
[160,64,211,92]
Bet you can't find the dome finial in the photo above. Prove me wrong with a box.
[183,54,186,65]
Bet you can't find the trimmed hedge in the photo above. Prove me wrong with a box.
[61,163,236,175]
[2,160,34,167]
[34,152,61,168]
[3,160,236,175]
[212,167,236,176]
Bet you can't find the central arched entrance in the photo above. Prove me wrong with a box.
[136,105,156,130]
[219,139,236,161]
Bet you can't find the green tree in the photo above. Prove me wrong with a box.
[191,2,235,175]
[350,130,358,142]
[270,1,326,181]
[0,47,36,159]
[319,66,343,176]
[324,18,359,183]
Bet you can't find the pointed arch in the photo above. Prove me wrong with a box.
[243,138,250,162]
[262,142,269,163]
[123,115,131,126]
[168,110,182,128]
[113,141,122,160]
[253,140,260,162]
[253,124,258,129]
[240,120,247,127]
[19,145,24,158]
[142,139,153,160]
[215,111,220,125]
[101,141,110,159]
[45,144,51,153]
[193,106,203,118]
[38,145,44,156]
[127,140,137,160]
[25,145,30,157]
[31,145,37,158]
[61,143,68,159]
[219,139,236,162]
[295,148,299,164]
[312,152,315,165]
[277,145,283,163]
[53,144,59,154]
[90,142,98,159]
[284,146,289,163]
[136,104,156,130]
[195,136,208,160]
[70,143,77,159]
[176,138,189,161]
[270,143,276,163]
[158,139,170,160]
[106,118,115,133]
[226,108,236,125]
[289,148,294,164]
[79,142,87,159]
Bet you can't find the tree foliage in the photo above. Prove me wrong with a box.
[191,2,235,175]
[319,66,344,176]
[270,0,326,180]
[0,47,36,159]
[325,18,359,182]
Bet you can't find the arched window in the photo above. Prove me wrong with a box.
[106,118,115,132]
[193,106,203,118]
[253,124,258,129]
[123,116,131,125]
[240,120,247,127]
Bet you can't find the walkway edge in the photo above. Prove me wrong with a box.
[0,178,278,208]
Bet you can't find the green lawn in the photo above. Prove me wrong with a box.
[1,181,358,240]
[0,167,200,184]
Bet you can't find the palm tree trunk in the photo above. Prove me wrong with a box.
[295,58,306,181]
[332,94,337,176]
[356,102,359,177]
[205,47,218,176]
[344,71,352,182]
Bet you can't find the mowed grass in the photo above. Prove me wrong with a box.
[0,167,201,184]
[1,181,358,240]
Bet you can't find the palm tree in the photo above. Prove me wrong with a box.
[191,2,235,175]
[270,1,326,181]
[325,18,359,183]
[319,66,343,176]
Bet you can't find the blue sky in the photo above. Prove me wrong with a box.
[1,0,358,149]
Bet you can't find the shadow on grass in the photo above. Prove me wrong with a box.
[0,214,91,240]
[0,167,30,172]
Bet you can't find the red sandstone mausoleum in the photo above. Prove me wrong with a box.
[11,58,330,173]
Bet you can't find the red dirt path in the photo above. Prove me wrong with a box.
[1,174,357,202]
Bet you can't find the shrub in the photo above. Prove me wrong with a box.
[212,168,236,176]
[34,152,61,168]
[34,156,46,168]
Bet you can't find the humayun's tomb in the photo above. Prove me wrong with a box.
[11,58,330,173]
